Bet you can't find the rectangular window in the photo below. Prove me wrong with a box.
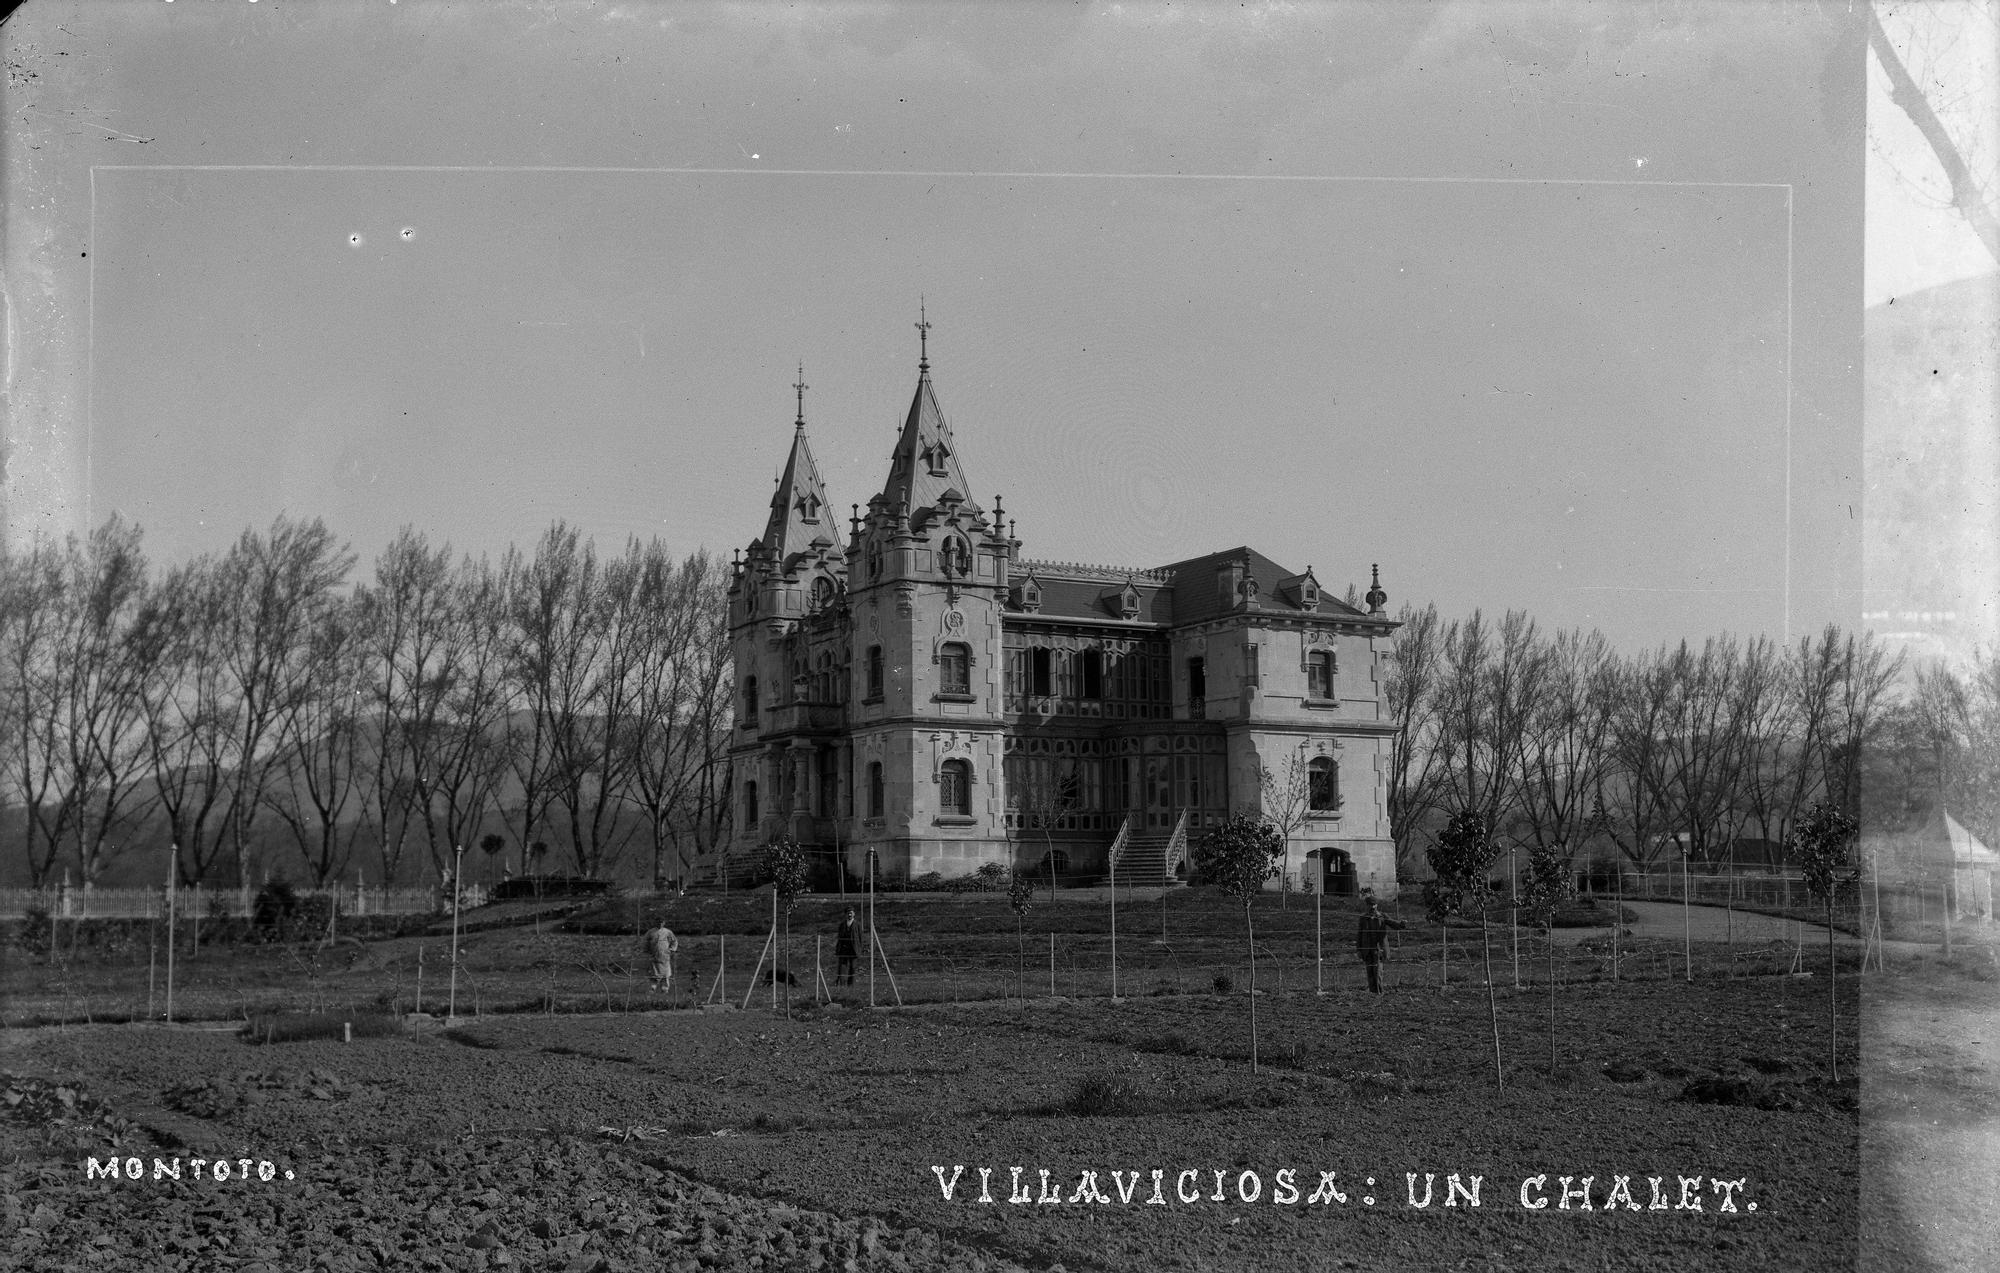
[1188,658,1206,718]
[817,748,838,817]
[1029,647,1053,697]
[866,646,884,700]
[1080,649,1103,699]
[940,643,971,695]
[868,762,884,818]
[1243,644,1259,688]
[1307,650,1334,700]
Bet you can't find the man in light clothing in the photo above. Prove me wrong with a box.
[644,918,680,995]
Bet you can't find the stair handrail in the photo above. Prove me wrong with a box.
[1107,816,1131,885]
[1165,810,1191,879]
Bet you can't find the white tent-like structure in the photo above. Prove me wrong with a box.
[1866,809,1999,923]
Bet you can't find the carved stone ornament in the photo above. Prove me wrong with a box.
[930,730,974,768]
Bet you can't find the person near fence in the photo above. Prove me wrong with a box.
[644,918,680,995]
[1356,895,1405,993]
[835,908,860,986]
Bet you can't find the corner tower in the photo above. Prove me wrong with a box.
[727,370,850,867]
[842,313,1015,882]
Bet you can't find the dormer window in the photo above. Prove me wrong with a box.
[1119,585,1140,620]
[796,493,821,523]
[811,576,836,612]
[1019,578,1042,612]
[927,441,951,477]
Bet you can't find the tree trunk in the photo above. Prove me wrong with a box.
[1548,930,1558,1075]
[1481,915,1504,1089]
[1246,900,1259,1073]
[1827,897,1838,1081]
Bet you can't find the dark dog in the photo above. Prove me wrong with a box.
[763,967,799,988]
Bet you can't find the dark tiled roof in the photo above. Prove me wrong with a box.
[1151,546,1367,626]
[874,370,984,519]
[760,422,844,572]
[1024,575,1175,625]
[1011,547,1373,628]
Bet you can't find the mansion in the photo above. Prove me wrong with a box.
[726,333,1401,895]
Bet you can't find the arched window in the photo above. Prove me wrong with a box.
[745,780,760,828]
[941,535,971,577]
[743,676,760,720]
[867,762,885,818]
[866,646,885,700]
[1306,650,1335,700]
[940,759,972,816]
[866,541,883,580]
[939,642,971,695]
[811,576,836,611]
[1308,757,1339,812]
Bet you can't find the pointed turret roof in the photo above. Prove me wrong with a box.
[759,375,841,572]
[875,314,982,519]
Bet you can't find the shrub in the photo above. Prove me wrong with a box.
[1065,1072,1146,1116]
[491,876,616,902]
[16,906,51,952]
[1211,972,1234,995]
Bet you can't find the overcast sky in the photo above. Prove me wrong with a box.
[6,1,1881,652]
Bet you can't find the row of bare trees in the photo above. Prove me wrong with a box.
[0,516,733,892]
[1386,605,1937,874]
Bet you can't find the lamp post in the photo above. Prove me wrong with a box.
[447,844,465,1024]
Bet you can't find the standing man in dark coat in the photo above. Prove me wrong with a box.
[834,908,860,986]
[1356,896,1405,993]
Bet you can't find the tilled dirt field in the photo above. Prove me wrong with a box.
[4,975,1859,1272]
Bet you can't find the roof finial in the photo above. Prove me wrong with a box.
[793,362,808,428]
[1365,563,1388,617]
[916,296,931,372]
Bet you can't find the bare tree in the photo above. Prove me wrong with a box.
[263,590,371,885]
[548,537,648,877]
[359,528,462,884]
[422,555,516,877]
[626,546,734,889]
[1826,630,1906,823]
[52,518,159,885]
[1514,628,1618,857]
[1650,636,1758,871]
[1433,609,1545,829]
[1868,4,2000,267]
[1385,601,1446,873]
[0,538,79,886]
[1256,739,1315,903]
[215,517,357,900]
[131,558,243,885]
[1602,649,1677,872]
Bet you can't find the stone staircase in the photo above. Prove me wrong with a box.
[1101,811,1190,888]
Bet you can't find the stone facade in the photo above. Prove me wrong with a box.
[727,342,1401,895]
